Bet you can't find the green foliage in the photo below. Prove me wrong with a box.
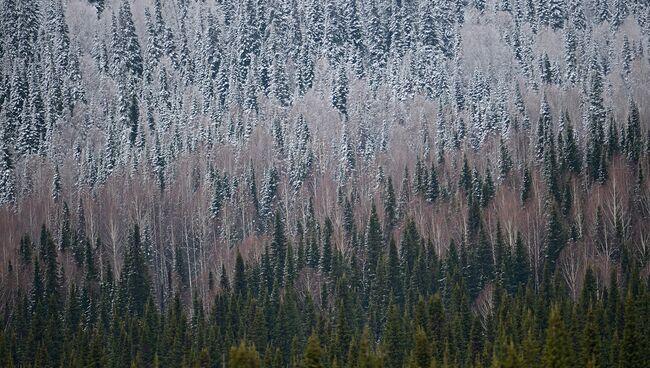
[4,211,650,368]
[542,306,574,368]
[230,341,261,368]
[304,333,325,368]
[116,224,151,317]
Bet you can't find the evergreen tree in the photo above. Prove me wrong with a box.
[366,203,383,278]
[587,64,606,181]
[234,251,247,297]
[384,177,397,229]
[332,64,349,119]
[426,163,440,203]
[521,166,532,204]
[271,211,287,285]
[619,291,644,368]
[561,112,582,174]
[460,154,472,193]
[321,217,333,274]
[304,333,325,368]
[625,99,641,163]
[0,138,16,206]
[116,224,151,316]
[383,302,405,368]
[230,341,261,368]
[498,138,513,179]
[544,206,565,275]
[19,233,33,265]
[51,165,61,202]
[543,306,574,367]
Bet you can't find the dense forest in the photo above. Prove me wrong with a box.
[1,0,650,366]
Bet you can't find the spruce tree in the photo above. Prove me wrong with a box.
[304,333,325,368]
[366,203,383,278]
[116,224,151,317]
[498,138,513,179]
[384,177,397,229]
[0,138,16,206]
[543,306,574,367]
[383,302,405,368]
[321,217,333,275]
[544,206,565,275]
[230,341,261,368]
[271,211,287,285]
[426,163,440,203]
[521,166,532,204]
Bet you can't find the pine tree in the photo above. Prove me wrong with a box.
[271,53,290,107]
[116,224,151,317]
[544,206,565,275]
[387,237,402,305]
[475,227,495,294]
[0,138,16,206]
[174,244,188,288]
[152,132,166,192]
[230,341,261,368]
[481,167,496,207]
[460,154,472,193]
[19,233,33,265]
[59,201,73,253]
[210,178,224,219]
[564,27,578,85]
[548,0,566,29]
[409,326,432,368]
[234,251,247,297]
[426,163,440,203]
[383,302,405,368]
[498,138,513,179]
[304,333,325,368]
[561,112,582,174]
[259,167,280,232]
[587,64,606,181]
[51,165,61,202]
[271,211,287,285]
[625,99,641,163]
[321,217,333,274]
[84,237,97,281]
[521,166,532,204]
[332,64,349,119]
[384,177,397,229]
[543,306,574,367]
[75,198,87,264]
[619,291,644,368]
[508,232,530,293]
[116,0,143,79]
[366,203,383,278]
[621,35,632,76]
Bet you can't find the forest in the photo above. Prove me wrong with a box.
[1,0,650,366]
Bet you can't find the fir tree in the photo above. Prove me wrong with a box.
[543,306,574,367]
[321,217,333,275]
[304,333,325,368]
[0,138,16,206]
[426,163,440,203]
[271,211,287,285]
[366,203,383,278]
[521,166,532,204]
[332,64,349,119]
[498,138,513,179]
[116,224,151,317]
[230,341,261,368]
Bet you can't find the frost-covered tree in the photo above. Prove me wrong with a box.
[52,164,61,202]
[259,166,279,232]
[0,137,16,206]
[332,64,349,119]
